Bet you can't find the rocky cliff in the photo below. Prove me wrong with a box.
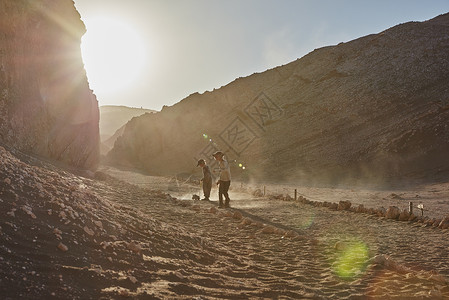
[0,0,99,169]
[107,13,449,184]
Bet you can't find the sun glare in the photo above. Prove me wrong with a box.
[81,16,147,96]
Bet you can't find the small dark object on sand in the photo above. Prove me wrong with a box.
[192,194,200,201]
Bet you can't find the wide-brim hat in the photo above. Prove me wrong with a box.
[197,159,205,166]
[212,151,224,157]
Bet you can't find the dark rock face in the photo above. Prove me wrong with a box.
[0,0,99,169]
[108,13,449,183]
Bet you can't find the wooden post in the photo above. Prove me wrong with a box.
[263,186,266,196]
[409,202,413,214]
[294,189,297,201]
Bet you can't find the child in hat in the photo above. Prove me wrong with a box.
[197,159,212,201]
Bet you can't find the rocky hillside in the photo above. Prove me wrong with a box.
[99,106,155,141]
[107,13,449,184]
[101,125,125,155]
[0,0,99,169]
[99,106,155,155]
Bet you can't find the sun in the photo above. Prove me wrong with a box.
[81,15,147,96]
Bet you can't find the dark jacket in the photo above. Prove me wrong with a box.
[202,165,212,183]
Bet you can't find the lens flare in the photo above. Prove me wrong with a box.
[293,205,315,229]
[332,239,369,280]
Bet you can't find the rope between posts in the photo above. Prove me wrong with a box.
[259,185,324,203]
[261,186,430,217]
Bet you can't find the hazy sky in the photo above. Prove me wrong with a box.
[73,0,449,110]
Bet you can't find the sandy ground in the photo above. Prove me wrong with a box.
[102,166,449,220]
[1,148,449,299]
[99,166,449,299]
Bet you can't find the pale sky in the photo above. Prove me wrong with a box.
[73,0,449,110]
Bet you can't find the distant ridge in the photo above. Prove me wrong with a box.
[107,12,449,184]
[99,105,155,155]
[99,105,155,140]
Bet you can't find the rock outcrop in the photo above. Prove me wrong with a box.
[0,0,99,169]
[108,13,449,183]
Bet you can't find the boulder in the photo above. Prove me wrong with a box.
[433,219,442,227]
[251,221,264,228]
[261,225,276,234]
[376,207,387,217]
[438,216,449,229]
[329,203,338,210]
[269,194,283,200]
[408,213,417,222]
[338,201,352,211]
[83,226,95,236]
[424,218,436,227]
[385,206,400,219]
[127,241,142,254]
[223,211,233,218]
[275,229,286,235]
[416,216,426,223]
[233,211,243,220]
[57,243,68,252]
[284,230,298,238]
[398,209,410,221]
[240,217,252,226]
[356,204,366,213]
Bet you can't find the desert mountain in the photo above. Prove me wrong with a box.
[0,0,99,169]
[107,13,449,184]
[99,106,154,155]
[99,105,155,141]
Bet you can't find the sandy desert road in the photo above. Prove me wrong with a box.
[97,166,449,299]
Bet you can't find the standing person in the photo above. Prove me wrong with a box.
[212,151,231,208]
[197,159,212,201]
